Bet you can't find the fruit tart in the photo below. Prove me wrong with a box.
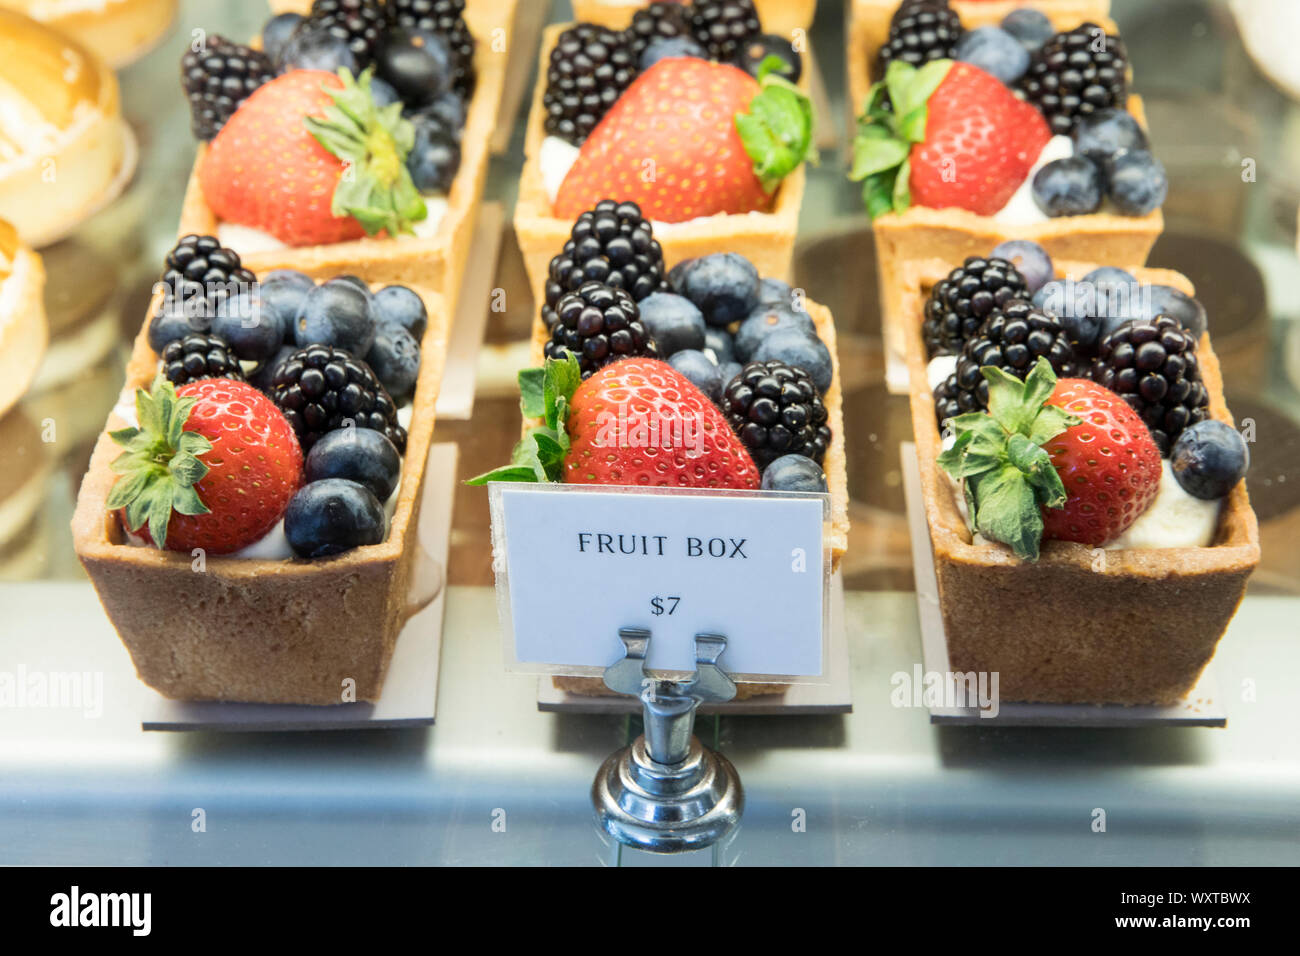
[0,9,131,248]
[572,0,818,42]
[907,241,1259,705]
[176,0,512,318]
[0,0,177,68]
[72,234,451,705]
[514,0,817,312]
[471,200,848,698]
[0,218,47,420]
[848,2,1162,385]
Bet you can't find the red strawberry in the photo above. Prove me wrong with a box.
[910,63,1050,214]
[565,358,760,488]
[852,60,1051,218]
[554,57,815,223]
[200,69,426,247]
[109,377,303,554]
[1041,378,1162,546]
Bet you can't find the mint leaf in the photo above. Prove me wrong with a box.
[464,464,540,486]
[895,59,952,117]
[892,156,911,212]
[543,354,581,432]
[970,465,1043,561]
[519,367,545,419]
[1028,405,1078,447]
[849,127,909,180]
[736,71,817,192]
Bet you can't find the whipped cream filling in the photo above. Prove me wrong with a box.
[216,196,449,255]
[111,386,417,560]
[1106,461,1220,551]
[991,135,1074,226]
[926,354,957,392]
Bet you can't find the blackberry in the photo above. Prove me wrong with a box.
[952,300,1078,410]
[877,3,962,76]
[932,372,973,426]
[388,0,477,97]
[271,345,407,453]
[161,334,245,387]
[690,0,762,63]
[721,360,831,469]
[300,0,388,67]
[154,235,257,328]
[544,282,658,379]
[543,201,668,332]
[922,257,1029,358]
[625,2,692,59]
[543,23,637,146]
[1019,23,1129,136]
[180,36,274,141]
[1091,315,1208,455]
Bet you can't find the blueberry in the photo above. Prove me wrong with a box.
[248,344,296,394]
[734,303,816,361]
[335,275,370,291]
[680,253,760,327]
[147,309,201,353]
[211,290,282,361]
[704,327,736,365]
[278,23,359,74]
[761,454,828,493]
[717,361,742,390]
[637,292,706,356]
[668,349,723,401]
[1134,285,1208,339]
[366,323,421,402]
[954,26,1029,84]
[285,479,387,558]
[259,270,315,342]
[734,34,802,84]
[295,279,377,356]
[262,12,303,64]
[640,36,707,70]
[753,332,833,393]
[667,258,700,294]
[376,27,452,108]
[1081,266,1139,328]
[1072,108,1149,163]
[407,115,461,193]
[757,277,794,306]
[1000,8,1054,51]
[373,285,428,341]
[369,76,402,109]
[990,240,1053,294]
[1032,156,1104,217]
[1105,149,1168,217]
[1037,279,1103,350]
[304,428,402,502]
[1171,420,1249,500]
[410,90,466,138]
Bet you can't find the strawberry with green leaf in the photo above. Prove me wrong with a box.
[554,56,817,223]
[200,67,426,247]
[938,358,1164,559]
[108,376,303,554]
[468,354,760,489]
[851,60,1050,218]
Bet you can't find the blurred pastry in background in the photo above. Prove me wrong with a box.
[0,0,175,68]
[0,404,52,579]
[0,9,134,248]
[0,217,47,420]
[24,239,124,457]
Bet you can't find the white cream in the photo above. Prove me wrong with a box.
[540,135,582,206]
[1106,461,1220,551]
[992,135,1073,226]
[926,354,957,392]
[216,195,449,255]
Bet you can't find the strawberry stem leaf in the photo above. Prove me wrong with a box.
[107,376,213,549]
[466,354,583,486]
[735,66,818,193]
[851,58,952,220]
[304,68,427,237]
[935,358,1079,561]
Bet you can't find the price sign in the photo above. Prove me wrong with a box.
[489,483,827,680]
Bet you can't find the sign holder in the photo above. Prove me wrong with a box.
[592,628,744,854]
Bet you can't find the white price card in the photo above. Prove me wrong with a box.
[489,483,828,681]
